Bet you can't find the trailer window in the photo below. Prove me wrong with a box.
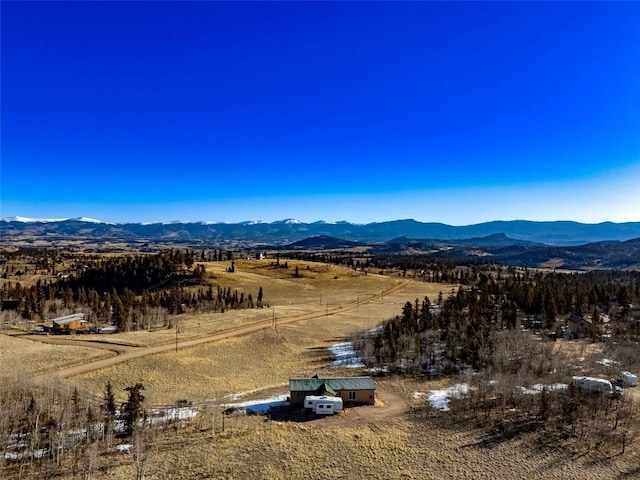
[348,391,356,401]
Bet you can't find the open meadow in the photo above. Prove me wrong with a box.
[34,260,450,403]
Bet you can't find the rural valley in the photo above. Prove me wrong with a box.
[1,221,640,479]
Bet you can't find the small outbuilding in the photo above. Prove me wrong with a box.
[567,314,594,338]
[289,376,375,406]
[51,313,87,333]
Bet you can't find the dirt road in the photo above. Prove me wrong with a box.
[28,280,411,384]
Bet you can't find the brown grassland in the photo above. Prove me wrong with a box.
[92,379,640,480]
[0,334,111,383]
[3,258,640,479]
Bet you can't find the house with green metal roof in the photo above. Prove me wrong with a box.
[289,376,375,406]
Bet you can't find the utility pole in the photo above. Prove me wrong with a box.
[175,321,178,353]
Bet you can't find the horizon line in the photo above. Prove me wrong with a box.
[2,216,639,227]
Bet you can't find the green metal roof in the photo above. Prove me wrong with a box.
[289,376,375,392]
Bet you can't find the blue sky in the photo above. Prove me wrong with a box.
[2,1,639,225]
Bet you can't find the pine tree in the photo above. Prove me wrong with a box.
[123,383,145,437]
[103,381,117,418]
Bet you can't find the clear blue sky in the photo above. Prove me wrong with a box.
[2,1,639,224]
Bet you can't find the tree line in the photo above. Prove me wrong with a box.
[1,250,265,331]
[359,267,640,374]
[357,265,640,456]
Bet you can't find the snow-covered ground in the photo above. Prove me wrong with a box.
[597,358,618,368]
[414,381,571,414]
[414,383,469,412]
[328,326,382,368]
[517,383,568,395]
[3,407,199,461]
[223,394,289,414]
[329,342,365,368]
[146,406,198,425]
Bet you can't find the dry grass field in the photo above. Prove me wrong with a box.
[56,378,640,480]
[68,266,449,403]
[0,333,112,383]
[4,258,640,479]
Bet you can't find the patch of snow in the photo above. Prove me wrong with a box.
[114,419,126,434]
[117,444,132,454]
[223,394,289,415]
[427,383,469,411]
[517,383,568,395]
[597,358,618,367]
[146,407,198,425]
[3,448,50,461]
[365,366,389,376]
[329,342,364,368]
[365,326,384,336]
[31,448,49,459]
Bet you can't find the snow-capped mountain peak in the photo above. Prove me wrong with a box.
[2,216,69,223]
[72,217,112,224]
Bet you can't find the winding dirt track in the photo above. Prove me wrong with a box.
[27,280,411,384]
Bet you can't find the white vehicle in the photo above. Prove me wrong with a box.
[618,371,638,387]
[304,395,343,414]
[313,401,339,415]
[572,376,620,396]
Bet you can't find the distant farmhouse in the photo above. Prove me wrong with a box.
[289,376,375,406]
[566,314,594,339]
[51,313,87,333]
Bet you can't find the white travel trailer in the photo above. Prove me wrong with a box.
[618,371,638,387]
[304,395,343,414]
[572,376,615,393]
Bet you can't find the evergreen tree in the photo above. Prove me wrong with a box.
[122,383,145,436]
[103,381,117,418]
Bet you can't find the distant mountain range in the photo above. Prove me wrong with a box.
[2,217,639,270]
[371,235,640,270]
[281,233,640,270]
[2,217,640,247]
